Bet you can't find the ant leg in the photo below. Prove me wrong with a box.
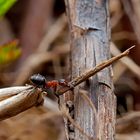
[54,93,60,108]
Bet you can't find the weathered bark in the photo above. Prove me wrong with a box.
[64,0,116,140]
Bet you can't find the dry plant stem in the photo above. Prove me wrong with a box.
[70,47,133,86]
[37,14,67,52]
[0,86,32,101]
[61,1,133,137]
[79,89,98,138]
[79,89,97,115]
[57,46,135,95]
[61,105,95,140]
[42,104,95,140]
[0,86,43,121]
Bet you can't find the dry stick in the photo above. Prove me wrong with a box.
[79,89,97,115]
[61,105,95,140]
[42,104,95,140]
[0,86,43,121]
[57,45,135,95]
[79,89,98,140]
[43,95,94,139]
[0,86,32,101]
[37,14,67,52]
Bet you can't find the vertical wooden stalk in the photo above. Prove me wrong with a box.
[64,0,116,140]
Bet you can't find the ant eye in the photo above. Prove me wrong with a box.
[58,79,65,83]
[58,79,68,86]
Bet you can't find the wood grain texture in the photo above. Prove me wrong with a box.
[0,87,43,121]
[65,0,116,139]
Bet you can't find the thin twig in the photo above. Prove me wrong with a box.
[61,105,96,140]
[37,14,67,52]
[79,89,97,115]
[57,46,135,95]
[79,89,98,138]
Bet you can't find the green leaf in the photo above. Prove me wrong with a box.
[0,0,17,17]
[0,39,21,65]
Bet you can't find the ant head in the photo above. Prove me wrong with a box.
[30,74,46,87]
[58,79,67,86]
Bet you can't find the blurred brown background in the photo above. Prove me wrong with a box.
[0,0,140,140]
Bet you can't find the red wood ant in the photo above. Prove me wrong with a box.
[30,74,69,96]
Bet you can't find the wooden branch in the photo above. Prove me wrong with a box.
[64,0,123,139]
[0,86,32,101]
[0,86,43,121]
[57,46,135,95]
